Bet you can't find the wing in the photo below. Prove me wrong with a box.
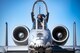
[0,46,28,53]
[0,46,80,53]
[51,45,80,53]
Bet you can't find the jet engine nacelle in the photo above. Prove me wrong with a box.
[13,26,29,45]
[51,25,69,45]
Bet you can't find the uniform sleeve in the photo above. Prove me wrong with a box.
[45,12,49,23]
[31,12,35,22]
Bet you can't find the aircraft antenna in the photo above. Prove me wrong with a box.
[73,22,77,50]
[39,5,41,14]
[5,22,8,46]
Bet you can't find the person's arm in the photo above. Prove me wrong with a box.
[45,12,49,23]
[31,12,35,22]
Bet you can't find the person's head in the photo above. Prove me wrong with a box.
[37,14,42,19]
[37,14,45,19]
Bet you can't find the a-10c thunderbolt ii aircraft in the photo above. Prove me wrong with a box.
[0,0,80,53]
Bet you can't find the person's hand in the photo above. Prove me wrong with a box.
[41,22,44,27]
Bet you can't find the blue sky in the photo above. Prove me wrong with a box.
[0,0,80,46]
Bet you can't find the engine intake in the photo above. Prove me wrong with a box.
[13,26,29,45]
[51,25,69,45]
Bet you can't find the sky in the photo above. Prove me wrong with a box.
[0,0,80,46]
